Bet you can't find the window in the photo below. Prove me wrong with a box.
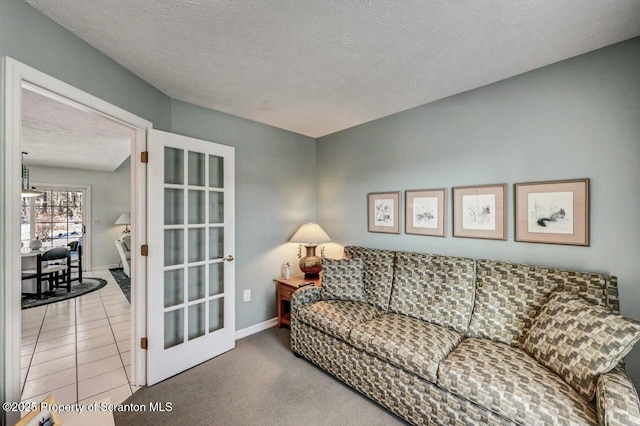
[21,187,85,250]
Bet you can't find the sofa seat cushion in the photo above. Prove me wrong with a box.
[349,313,463,383]
[438,338,597,425]
[296,300,384,341]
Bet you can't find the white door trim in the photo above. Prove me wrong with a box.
[2,57,152,423]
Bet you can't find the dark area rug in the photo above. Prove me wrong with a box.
[22,278,107,310]
[110,268,131,302]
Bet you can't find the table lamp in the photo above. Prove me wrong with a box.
[289,222,331,278]
[115,213,131,234]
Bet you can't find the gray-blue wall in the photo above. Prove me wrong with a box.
[317,37,640,387]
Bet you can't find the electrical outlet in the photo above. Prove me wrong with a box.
[243,289,251,302]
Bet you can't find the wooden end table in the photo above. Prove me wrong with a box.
[274,274,321,327]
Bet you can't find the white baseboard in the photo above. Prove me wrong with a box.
[235,317,278,340]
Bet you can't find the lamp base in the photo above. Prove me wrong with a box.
[299,245,322,279]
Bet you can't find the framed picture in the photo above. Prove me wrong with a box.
[368,192,401,234]
[453,184,507,240]
[405,188,446,237]
[514,178,589,246]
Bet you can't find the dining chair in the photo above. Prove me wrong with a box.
[115,234,131,277]
[21,247,71,299]
[68,238,83,283]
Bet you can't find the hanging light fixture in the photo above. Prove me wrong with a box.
[21,152,42,198]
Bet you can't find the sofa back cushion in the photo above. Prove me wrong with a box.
[344,246,395,310]
[321,258,365,302]
[468,259,619,347]
[389,251,475,334]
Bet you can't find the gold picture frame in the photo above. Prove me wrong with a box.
[405,188,447,237]
[453,184,507,240]
[368,192,401,234]
[514,178,589,246]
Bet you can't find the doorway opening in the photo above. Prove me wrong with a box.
[19,92,135,405]
[3,57,151,424]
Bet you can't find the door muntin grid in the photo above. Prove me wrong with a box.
[163,147,226,349]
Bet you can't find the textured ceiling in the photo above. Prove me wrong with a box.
[23,0,640,138]
[22,87,132,172]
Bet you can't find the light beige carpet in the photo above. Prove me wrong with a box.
[114,327,407,425]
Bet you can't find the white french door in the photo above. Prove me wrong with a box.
[147,129,235,385]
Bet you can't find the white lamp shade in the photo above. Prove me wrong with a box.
[115,213,131,225]
[289,222,331,245]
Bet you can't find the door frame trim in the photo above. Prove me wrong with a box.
[2,57,152,422]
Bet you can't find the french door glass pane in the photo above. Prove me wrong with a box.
[69,191,83,207]
[35,191,50,207]
[165,189,184,225]
[209,192,224,224]
[188,303,206,340]
[51,223,68,247]
[164,270,184,308]
[209,263,224,296]
[164,230,184,266]
[188,266,205,301]
[188,190,205,224]
[164,309,184,349]
[53,206,70,218]
[209,155,223,188]
[161,141,228,354]
[188,229,206,263]
[35,207,50,221]
[165,147,184,185]
[209,228,224,260]
[50,191,68,205]
[188,152,205,187]
[209,298,224,332]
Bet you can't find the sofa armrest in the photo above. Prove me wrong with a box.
[597,367,640,426]
[291,287,322,312]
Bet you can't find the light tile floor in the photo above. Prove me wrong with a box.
[20,270,138,410]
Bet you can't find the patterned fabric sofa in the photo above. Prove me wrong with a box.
[290,246,640,425]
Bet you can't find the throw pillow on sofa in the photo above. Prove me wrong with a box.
[522,291,640,401]
[321,258,365,302]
